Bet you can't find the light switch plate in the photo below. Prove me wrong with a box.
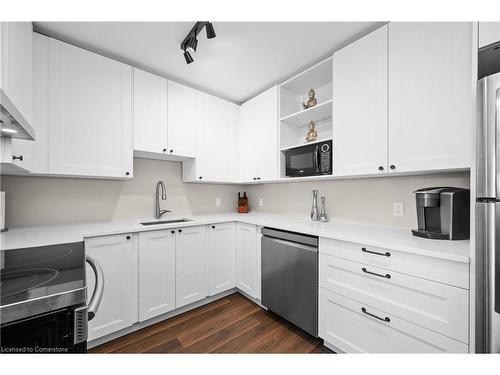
[215,198,221,207]
[259,198,264,207]
[392,202,404,217]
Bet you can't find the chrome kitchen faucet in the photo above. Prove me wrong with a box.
[155,180,171,219]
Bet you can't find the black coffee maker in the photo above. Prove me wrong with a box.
[412,187,470,240]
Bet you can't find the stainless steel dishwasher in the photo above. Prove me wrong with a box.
[261,227,318,337]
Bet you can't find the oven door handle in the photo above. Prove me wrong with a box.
[86,255,104,321]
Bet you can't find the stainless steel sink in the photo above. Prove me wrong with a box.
[141,219,192,226]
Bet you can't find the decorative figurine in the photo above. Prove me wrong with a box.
[305,121,318,143]
[302,89,317,109]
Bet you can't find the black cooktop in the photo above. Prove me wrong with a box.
[0,242,85,307]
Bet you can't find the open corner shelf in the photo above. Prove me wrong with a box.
[280,99,333,127]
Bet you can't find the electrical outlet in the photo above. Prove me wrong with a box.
[392,202,404,217]
[215,198,221,208]
[259,198,264,208]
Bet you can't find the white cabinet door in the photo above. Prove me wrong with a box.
[138,229,176,322]
[195,92,239,182]
[175,225,208,308]
[0,22,33,124]
[479,22,500,49]
[209,222,236,295]
[239,86,279,182]
[48,38,133,178]
[236,223,258,298]
[388,22,472,173]
[167,81,197,158]
[133,68,168,154]
[11,32,49,173]
[85,233,138,341]
[333,25,388,176]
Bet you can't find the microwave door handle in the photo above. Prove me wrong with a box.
[314,145,320,173]
[86,255,104,321]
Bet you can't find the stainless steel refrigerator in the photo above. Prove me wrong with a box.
[477,71,500,353]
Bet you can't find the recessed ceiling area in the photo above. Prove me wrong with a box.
[33,22,384,103]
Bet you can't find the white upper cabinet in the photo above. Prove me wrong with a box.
[209,222,236,296]
[48,38,133,178]
[479,22,500,49]
[10,33,49,174]
[183,92,239,182]
[0,22,33,124]
[133,68,168,155]
[85,233,138,341]
[167,81,198,158]
[175,225,208,308]
[388,22,472,173]
[239,86,279,182]
[333,25,388,176]
[138,229,176,322]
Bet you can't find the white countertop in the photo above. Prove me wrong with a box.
[0,212,470,263]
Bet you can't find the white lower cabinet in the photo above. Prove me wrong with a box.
[236,223,258,298]
[319,288,468,353]
[318,237,470,353]
[175,225,208,308]
[138,229,176,322]
[85,233,138,341]
[209,222,236,295]
[320,254,468,343]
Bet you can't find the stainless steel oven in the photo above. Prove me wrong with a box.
[0,242,104,353]
[285,140,332,177]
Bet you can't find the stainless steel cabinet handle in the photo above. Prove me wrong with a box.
[361,307,390,322]
[361,247,391,257]
[362,267,391,279]
[86,255,104,321]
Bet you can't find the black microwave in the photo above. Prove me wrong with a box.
[285,140,332,177]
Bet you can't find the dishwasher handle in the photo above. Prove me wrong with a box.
[264,236,318,253]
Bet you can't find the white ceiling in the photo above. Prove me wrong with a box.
[33,22,384,104]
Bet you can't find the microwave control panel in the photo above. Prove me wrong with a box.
[319,143,331,172]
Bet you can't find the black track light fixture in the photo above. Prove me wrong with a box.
[180,22,217,64]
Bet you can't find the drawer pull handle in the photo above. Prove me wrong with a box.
[362,267,391,279]
[361,247,391,257]
[361,307,390,322]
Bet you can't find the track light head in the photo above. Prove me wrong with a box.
[183,50,194,64]
[205,23,216,39]
[186,37,198,54]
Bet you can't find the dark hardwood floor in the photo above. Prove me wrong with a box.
[89,292,331,354]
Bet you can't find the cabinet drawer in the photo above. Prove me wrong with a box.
[320,254,468,343]
[319,238,468,289]
[319,288,468,353]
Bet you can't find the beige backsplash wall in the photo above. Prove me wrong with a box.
[1,158,242,227]
[1,157,469,229]
[245,172,470,229]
